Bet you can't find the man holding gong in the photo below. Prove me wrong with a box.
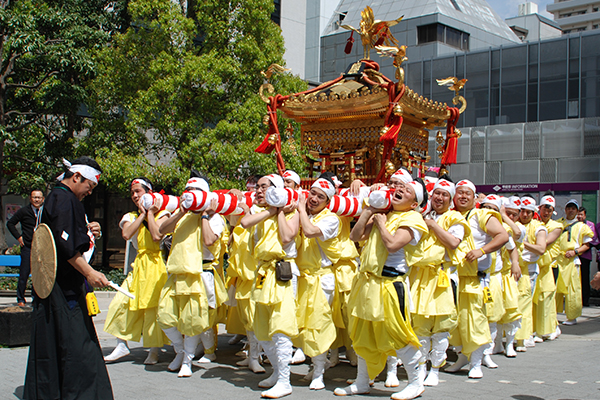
[23,156,113,400]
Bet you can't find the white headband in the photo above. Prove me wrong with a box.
[504,195,521,210]
[265,174,284,189]
[482,194,502,211]
[539,195,555,208]
[331,176,343,187]
[520,196,537,212]
[131,178,152,191]
[432,179,455,199]
[186,177,210,192]
[57,158,101,184]
[312,178,336,199]
[282,170,300,185]
[407,180,424,206]
[456,179,476,195]
[391,168,413,184]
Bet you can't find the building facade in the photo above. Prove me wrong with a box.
[319,0,522,82]
[547,0,600,33]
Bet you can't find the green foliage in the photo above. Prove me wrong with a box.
[90,0,309,191]
[0,267,25,290]
[97,267,126,290]
[0,0,127,194]
[2,0,311,201]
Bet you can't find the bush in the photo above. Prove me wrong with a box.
[97,267,127,291]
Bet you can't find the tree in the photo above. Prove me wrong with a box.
[90,0,308,194]
[0,0,129,250]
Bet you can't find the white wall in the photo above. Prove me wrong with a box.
[280,0,307,79]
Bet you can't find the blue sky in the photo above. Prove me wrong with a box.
[488,0,554,19]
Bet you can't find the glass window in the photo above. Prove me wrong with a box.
[540,81,566,102]
[502,47,527,69]
[417,23,468,50]
[539,100,566,121]
[446,27,462,49]
[569,37,580,59]
[418,24,438,44]
[271,0,281,25]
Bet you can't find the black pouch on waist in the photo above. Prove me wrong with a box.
[275,261,293,282]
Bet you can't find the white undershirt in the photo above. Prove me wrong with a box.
[202,214,224,260]
[469,212,492,272]
[309,214,339,268]
[385,227,422,274]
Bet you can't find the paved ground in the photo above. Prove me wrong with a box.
[2,292,600,400]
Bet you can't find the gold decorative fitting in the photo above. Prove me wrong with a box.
[455,128,462,138]
[268,134,277,145]
[394,104,403,116]
[263,115,270,125]
[380,126,390,137]
[436,131,444,144]
[385,160,396,175]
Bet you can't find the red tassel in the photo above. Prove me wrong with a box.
[344,31,354,54]
[441,107,460,165]
[255,131,275,154]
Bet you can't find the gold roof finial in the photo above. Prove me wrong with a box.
[259,64,290,103]
[341,6,403,60]
[436,77,468,114]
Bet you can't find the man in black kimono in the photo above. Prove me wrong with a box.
[24,156,114,400]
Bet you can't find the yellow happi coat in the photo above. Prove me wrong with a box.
[331,216,359,349]
[347,210,427,379]
[157,212,228,337]
[410,210,469,337]
[294,208,341,357]
[251,212,298,341]
[532,219,562,335]
[104,210,169,347]
[225,224,256,335]
[555,219,593,320]
[450,208,494,359]
[515,219,545,341]
[498,222,522,324]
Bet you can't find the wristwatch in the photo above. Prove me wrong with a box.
[201,215,210,220]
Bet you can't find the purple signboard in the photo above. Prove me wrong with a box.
[477,182,600,193]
